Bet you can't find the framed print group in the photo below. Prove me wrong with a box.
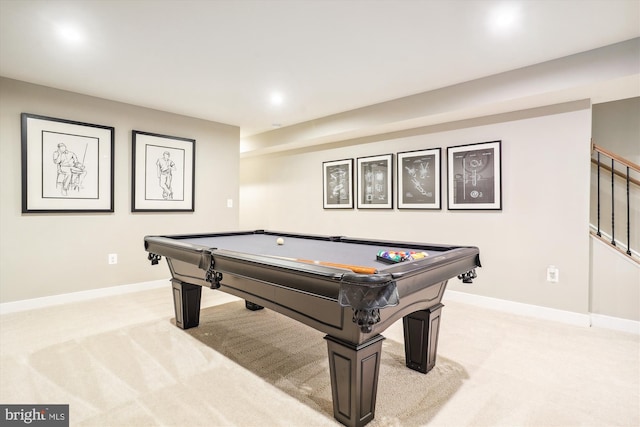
[357,154,393,209]
[21,113,114,213]
[447,140,502,210]
[132,130,195,212]
[323,158,353,209]
[397,148,441,209]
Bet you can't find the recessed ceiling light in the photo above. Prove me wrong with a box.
[270,92,284,106]
[488,3,521,35]
[56,24,84,44]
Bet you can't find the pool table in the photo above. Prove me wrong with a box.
[144,230,480,427]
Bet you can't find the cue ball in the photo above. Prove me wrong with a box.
[276,237,284,245]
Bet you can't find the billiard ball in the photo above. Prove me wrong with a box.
[276,237,284,245]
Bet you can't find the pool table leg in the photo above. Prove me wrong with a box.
[402,303,444,373]
[171,279,202,329]
[245,301,264,311]
[325,334,385,427]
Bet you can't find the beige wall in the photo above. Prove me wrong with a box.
[588,97,640,321]
[0,78,240,303]
[590,237,639,320]
[240,102,593,315]
[590,97,640,251]
[237,40,640,322]
[2,42,637,323]
[592,97,640,164]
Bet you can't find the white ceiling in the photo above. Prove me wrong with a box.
[1,0,639,138]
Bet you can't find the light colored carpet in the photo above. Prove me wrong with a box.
[0,286,638,426]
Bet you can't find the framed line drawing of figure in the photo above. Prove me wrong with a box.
[447,140,502,210]
[21,113,114,213]
[397,148,441,209]
[357,154,393,209]
[132,130,195,212]
[323,158,354,209]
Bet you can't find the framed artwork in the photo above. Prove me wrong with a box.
[397,148,441,209]
[447,140,502,210]
[21,113,114,213]
[323,158,354,209]
[132,130,195,212]
[357,154,393,209]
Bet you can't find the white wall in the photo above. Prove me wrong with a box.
[0,78,240,303]
[240,102,592,315]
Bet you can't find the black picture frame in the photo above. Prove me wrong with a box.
[397,148,441,209]
[323,158,354,209]
[356,154,393,209]
[132,130,195,212]
[447,140,502,210]
[21,113,114,213]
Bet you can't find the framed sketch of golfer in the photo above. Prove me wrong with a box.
[21,113,114,213]
[132,130,195,212]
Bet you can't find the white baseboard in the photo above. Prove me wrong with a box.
[590,313,640,335]
[2,280,638,335]
[0,279,169,315]
[444,290,639,334]
[444,290,591,327]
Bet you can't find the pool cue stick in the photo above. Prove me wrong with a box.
[298,259,378,275]
[267,255,378,274]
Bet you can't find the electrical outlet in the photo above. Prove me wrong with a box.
[546,265,559,283]
[108,253,118,265]
[227,199,233,208]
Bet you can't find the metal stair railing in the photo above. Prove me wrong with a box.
[591,142,639,262]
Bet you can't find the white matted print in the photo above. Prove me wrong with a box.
[21,113,114,213]
[447,140,502,210]
[132,130,195,212]
[397,148,441,209]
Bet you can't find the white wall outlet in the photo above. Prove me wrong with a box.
[108,253,118,265]
[546,265,559,283]
[227,199,233,208]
